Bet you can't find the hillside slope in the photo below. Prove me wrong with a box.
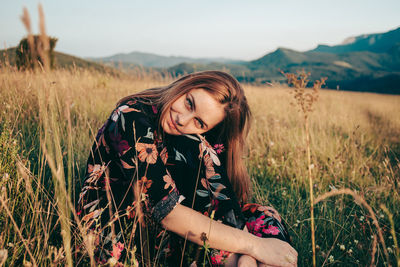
[311,26,400,53]
[0,47,111,72]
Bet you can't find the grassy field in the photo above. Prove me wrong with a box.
[0,65,399,266]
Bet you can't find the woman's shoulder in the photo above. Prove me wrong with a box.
[117,97,155,113]
[104,97,160,144]
[114,97,158,124]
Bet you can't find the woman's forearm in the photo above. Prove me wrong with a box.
[162,203,298,267]
[161,203,255,256]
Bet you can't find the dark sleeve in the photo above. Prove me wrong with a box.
[112,102,184,222]
[82,101,182,223]
[165,134,245,229]
[197,135,246,229]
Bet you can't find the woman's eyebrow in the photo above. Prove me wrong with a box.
[190,93,208,129]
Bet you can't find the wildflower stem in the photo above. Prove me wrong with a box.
[283,70,320,267]
[305,119,316,267]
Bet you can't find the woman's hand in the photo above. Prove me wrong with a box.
[250,237,298,267]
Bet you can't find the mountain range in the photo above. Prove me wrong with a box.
[88,51,245,68]
[89,26,400,94]
[1,26,399,94]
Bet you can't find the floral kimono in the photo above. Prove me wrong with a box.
[77,98,291,266]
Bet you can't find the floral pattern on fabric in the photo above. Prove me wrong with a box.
[77,98,292,266]
[242,203,291,243]
[77,99,183,264]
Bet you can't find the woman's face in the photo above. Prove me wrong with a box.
[161,88,226,135]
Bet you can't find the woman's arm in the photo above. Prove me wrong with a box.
[162,204,298,267]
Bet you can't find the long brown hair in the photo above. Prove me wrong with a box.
[118,71,252,203]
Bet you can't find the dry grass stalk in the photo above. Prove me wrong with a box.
[1,47,11,69]
[41,142,96,266]
[38,4,50,71]
[380,204,400,266]
[64,98,74,201]
[20,7,37,70]
[39,83,73,266]
[283,70,326,267]
[0,249,8,266]
[370,234,378,267]
[16,162,33,196]
[104,170,116,252]
[0,194,38,267]
[314,188,391,266]
[41,144,73,267]
[18,5,51,71]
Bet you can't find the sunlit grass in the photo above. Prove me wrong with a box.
[246,83,400,266]
[0,65,399,266]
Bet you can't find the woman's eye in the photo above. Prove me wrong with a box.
[186,97,193,109]
[195,118,204,129]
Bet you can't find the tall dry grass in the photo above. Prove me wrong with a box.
[246,83,400,266]
[0,65,171,266]
[0,50,400,266]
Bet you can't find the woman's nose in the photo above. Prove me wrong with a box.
[177,113,192,126]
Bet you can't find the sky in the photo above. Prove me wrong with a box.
[1,0,399,61]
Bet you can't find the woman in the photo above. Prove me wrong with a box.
[77,71,297,266]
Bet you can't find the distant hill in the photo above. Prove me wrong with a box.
[167,27,400,94]
[88,51,245,68]
[247,47,392,76]
[250,48,310,68]
[311,26,400,53]
[0,47,112,72]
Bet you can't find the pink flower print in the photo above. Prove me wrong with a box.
[111,242,124,260]
[109,132,130,156]
[211,249,230,265]
[211,198,220,212]
[213,143,225,154]
[253,217,263,232]
[246,220,254,230]
[263,225,280,235]
[152,105,158,114]
[246,216,266,237]
[118,140,130,155]
[211,253,223,265]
